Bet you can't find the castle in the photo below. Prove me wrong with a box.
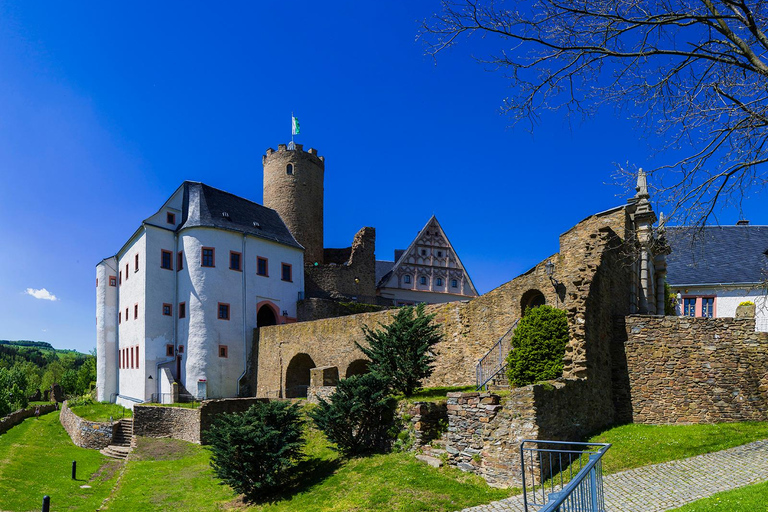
[96,143,477,405]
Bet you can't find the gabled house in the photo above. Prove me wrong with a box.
[665,222,768,331]
[375,216,478,305]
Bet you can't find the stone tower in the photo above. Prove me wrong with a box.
[263,143,325,265]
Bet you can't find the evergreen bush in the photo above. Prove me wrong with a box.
[357,303,443,397]
[506,305,569,387]
[206,401,305,501]
[309,373,395,456]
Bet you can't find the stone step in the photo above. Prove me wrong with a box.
[415,454,443,468]
[100,445,133,460]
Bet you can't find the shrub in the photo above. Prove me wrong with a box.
[309,373,395,456]
[357,303,443,397]
[506,305,569,387]
[207,401,305,501]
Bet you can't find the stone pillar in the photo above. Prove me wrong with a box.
[655,255,667,315]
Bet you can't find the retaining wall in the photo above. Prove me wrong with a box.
[0,404,57,435]
[59,402,115,449]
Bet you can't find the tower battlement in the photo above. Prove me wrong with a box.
[263,144,325,165]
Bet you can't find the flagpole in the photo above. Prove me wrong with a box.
[291,111,294,144]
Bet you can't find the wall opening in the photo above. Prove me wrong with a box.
[345,359,370,378]
[520,289,546,315]
[285,353,315,398]
[257,304,278,327]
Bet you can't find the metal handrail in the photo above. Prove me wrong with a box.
[475,320,519,390]
[520,439,611,512]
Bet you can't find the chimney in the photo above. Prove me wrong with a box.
[737,220,750,226]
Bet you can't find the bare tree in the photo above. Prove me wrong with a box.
[421,0,768,225]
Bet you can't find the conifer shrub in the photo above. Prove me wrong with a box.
[506,305,569,387]
[309,373,395,456]
[357,303,443,397]
[206,401,304,501]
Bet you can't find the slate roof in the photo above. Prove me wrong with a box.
[375,260,395,285]
[176,182,302,250]
[666,225,768,285]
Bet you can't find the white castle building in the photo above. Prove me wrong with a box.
[96,143,479,406]
[96,182,304,406]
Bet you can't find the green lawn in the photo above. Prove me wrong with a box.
[398,385,476,402]
[670,480,768,511]
[0,411,118,511]
[588,422,768,474]
[69,402,132,422]
[149,401,202,409]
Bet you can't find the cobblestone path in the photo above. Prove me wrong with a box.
[461,439,768,512]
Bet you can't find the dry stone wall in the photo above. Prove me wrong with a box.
[397,401,448,448]
[0,404,56,435]
[620,315,768,424]
[59,402,115,449]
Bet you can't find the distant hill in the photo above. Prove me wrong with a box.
[0,340,54,350]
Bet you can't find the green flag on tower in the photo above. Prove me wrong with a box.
[292,116,300,135]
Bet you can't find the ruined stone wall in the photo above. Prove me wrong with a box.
[0,404,56,435]
[621,315,768,424]
[60,402,115,449]
[398,401,448,449]
[297,297,388,322]
[256,207,631,399]
[304,227,378,303]
[198,397,268,441]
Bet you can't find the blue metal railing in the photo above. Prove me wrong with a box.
[521,439,611,512]
[475,320,518,390]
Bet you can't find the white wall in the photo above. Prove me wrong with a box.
[671,284,768,331]
[95,257,118,401]
[178,227,304,399]
[116,231,148,401]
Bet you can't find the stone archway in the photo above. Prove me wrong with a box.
[285,353,315,398]
[520,289,546,315]
[345,359,370,378]
[257,303,278,327]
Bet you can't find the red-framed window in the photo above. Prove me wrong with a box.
[178,345,184,353]
[125,264,129,280]
[166,344,175,357]
[135,254,139,272]
[179,302,186,319]
[281,263,292,282]
[161,250,173,270]
[119,271,122,285]
[230,251,242,271]
[109,276,117,287]
[135,346,139,369]
[162,303,172,316]
[218,345,228,358]
[119,311,122,324]
[167,212,176,225]
[130,346,134,369]
[257,257,268,277]
[134,303,139,320]
[125,307,129,321]
[96,278,98,287]
[218,303,230,320]
[177,251,184,271]
[201,247,215,267]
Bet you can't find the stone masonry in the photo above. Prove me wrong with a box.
[60,401,116,450]
[0,404,56,435]
[618,314,768,424]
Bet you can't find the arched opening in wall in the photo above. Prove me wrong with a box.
[257,304,278,327]
[285,353,315,398]
[520,289,546,316]
[345,359,370,378]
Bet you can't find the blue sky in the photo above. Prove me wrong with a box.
[0,1,764,353]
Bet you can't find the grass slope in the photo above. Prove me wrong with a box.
[69,402,132,422]
[588,422,768,474]
[670,480,768,511]
[0,412,118,511]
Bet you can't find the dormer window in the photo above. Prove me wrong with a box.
[167,212,175,225]
[286,163,294,175]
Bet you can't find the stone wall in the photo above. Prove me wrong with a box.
[134,397,270,444]
[133,405,201,443]
[60,402,115,449]
[0,404,57,435]
[620,315,768,424]
[256,207,632,399]
[398,401,448,448]
[297,297,388,323]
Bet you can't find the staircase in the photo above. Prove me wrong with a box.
[100,418,135,460]
[475,320,518,391]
